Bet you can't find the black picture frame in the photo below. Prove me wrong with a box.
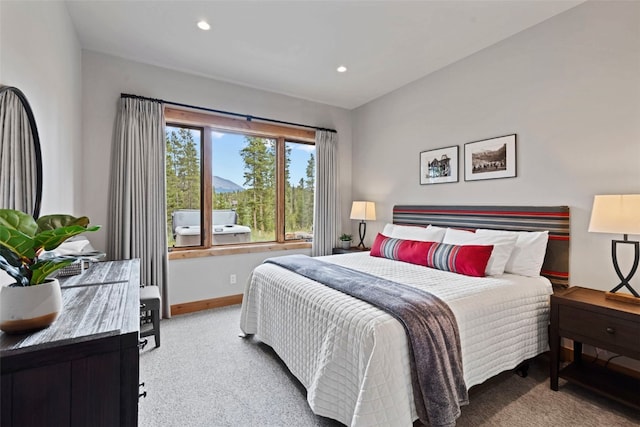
[464,134,516,181]
[420,145,459,185]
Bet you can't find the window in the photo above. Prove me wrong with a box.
[284,141,315,241]
[166,125,202,247]
[212,133,276,244]
[164,108,315,251]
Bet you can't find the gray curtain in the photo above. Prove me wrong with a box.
[0,89,36,214]
[108,97,170,317]
[312,130,340,256]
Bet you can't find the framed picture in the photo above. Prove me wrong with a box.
[464,134,516,181]
[420,145,458,185]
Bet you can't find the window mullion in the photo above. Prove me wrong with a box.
[202,127,213,247]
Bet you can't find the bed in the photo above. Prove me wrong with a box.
[240,205,570,427]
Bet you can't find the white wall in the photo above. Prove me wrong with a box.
[352,0,640,293]
[81,51,353,305]
[168,250,300,305]
[0,0,82,214]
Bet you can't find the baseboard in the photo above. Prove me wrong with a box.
[171,294,243,316]
[560,346,640,380]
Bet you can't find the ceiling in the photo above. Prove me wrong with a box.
[65,0,584,110]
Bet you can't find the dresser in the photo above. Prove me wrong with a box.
[550,286,640,410]
[1,259,141,427]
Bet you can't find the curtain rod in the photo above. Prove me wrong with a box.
[120,93,337,133]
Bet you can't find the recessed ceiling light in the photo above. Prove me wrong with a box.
[197,20,211,31]
[336,65,347,73]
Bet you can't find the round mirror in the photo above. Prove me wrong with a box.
[0,86,43,218]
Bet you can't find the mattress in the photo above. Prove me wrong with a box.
[240,252,553,427]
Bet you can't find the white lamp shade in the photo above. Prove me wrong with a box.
[350,201,376,221]
[588,194,640,235]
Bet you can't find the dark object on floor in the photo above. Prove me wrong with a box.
[140,285,161,347]
[515,361,530,378]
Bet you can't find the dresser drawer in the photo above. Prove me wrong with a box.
[559,305,640,354]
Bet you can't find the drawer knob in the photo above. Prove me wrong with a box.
[606,327,615,334]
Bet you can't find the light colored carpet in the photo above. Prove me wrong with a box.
[139,305,639,427]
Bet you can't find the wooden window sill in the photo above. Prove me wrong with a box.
[168,241,311,260]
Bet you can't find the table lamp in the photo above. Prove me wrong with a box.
[588,194,640,303]
[350,201,376,249]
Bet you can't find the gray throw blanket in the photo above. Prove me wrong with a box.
[265,254,468,427]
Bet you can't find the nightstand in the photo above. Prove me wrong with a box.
[550,286,640,410]
[332,247,369,254]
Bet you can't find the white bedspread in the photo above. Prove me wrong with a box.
[240,252,553,427]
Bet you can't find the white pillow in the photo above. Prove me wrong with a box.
[382,223,446,242]
[382,223,396,236]
[427,225,448,237]
[443,228,518,276]
[475,229,549,277]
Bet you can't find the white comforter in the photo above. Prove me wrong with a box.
[240,252,553,427]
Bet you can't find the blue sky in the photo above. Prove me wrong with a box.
[168,127,314,188]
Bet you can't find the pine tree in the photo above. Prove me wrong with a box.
[304,153,315,230]
[240,137,275,235]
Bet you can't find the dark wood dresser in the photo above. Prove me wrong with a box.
[1,259,141,427]
[550,286,640,410]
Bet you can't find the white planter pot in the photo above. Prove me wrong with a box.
[340,240,352,249]
[0,278,62,334]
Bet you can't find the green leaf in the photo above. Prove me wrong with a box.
[0,245,24,268]
[36,214,90,232]
[0,209,100,285]
[0,209,38,236]
[33,225,100,252]
[0,225,36,259]
[30,258,75,285]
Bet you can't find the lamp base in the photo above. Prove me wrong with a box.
[608,238,640,300]
[357,220,367,249]
[605,291,640,305]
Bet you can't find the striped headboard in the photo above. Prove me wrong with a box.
[392,205,570,288]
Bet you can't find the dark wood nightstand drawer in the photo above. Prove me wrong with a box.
[550,286,640,410]
[559,305,640,354]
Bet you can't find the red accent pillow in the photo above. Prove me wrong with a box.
[370,233,435,266]
[371,233,493,277]
[426,242,493,277]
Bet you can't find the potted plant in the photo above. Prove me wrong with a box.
[339,233,353,249]
[0,209,100,334]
